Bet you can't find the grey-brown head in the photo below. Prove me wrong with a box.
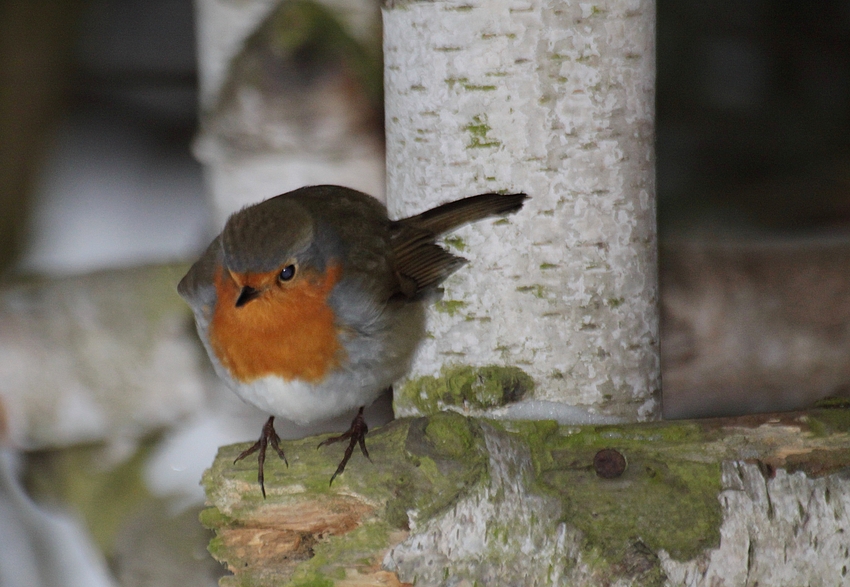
[221,195,316,275]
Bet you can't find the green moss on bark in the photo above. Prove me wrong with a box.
[497,419,724,563]
[396,364,534,415]
[200,414,490,585]
[202,410,850,585]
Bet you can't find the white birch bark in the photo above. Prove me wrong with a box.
[384,0,659,421]
[194,0,385,224]
[386,456,850,587]
[660,462,850,587]
[194,0,280,111]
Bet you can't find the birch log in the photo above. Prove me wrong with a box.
[661,237,850,419]
[0,264,205,449]
[384,0,660,422]
[201,408,850,586]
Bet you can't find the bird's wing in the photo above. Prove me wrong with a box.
[390,226,467,295]
[390,192,527,296]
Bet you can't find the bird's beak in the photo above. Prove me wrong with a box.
[235,285,261,307]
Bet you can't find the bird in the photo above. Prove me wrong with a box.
[178,184,527,496]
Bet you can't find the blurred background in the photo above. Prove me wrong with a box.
[0,0,849,585]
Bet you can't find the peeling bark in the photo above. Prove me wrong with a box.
[201,409,850,586]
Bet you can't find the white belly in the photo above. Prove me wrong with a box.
[231,374,377,425]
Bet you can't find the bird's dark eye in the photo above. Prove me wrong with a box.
[279,264,296,281]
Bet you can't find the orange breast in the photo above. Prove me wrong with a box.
[209,264,345,383]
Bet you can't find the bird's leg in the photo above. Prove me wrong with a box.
[234,416,287,498]
[317,406,371,485]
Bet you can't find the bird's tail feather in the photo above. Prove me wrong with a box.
[401,192,528,236]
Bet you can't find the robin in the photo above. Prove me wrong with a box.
[179,184,527,496]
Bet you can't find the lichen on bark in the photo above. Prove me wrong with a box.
[199,410,850,585]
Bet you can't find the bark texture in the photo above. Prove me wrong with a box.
[662,460,850,586]
[384,0,659,422]
[201,409,850,586]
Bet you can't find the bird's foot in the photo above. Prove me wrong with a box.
[317,406,370,485]
[234,416,288,498]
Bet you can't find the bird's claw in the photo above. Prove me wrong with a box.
[235,416,287,498]
[317,406,370,485]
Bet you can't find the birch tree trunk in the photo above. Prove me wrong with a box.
[194,0,385,225]
[384,0,660,422]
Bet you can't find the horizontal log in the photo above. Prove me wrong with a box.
[201,408,850,586]
[0,264,206,449]
[661,237,850,418]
